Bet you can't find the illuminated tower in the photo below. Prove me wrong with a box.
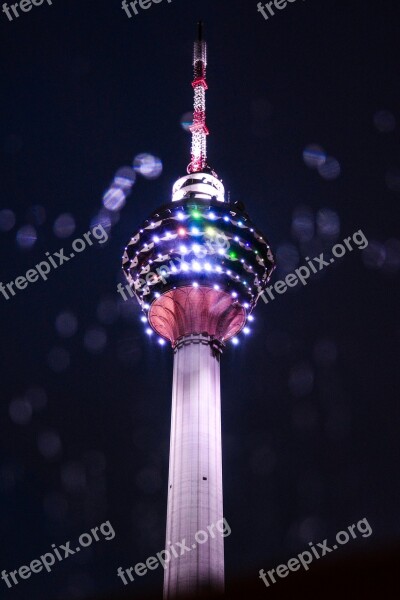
[122,23,275,598]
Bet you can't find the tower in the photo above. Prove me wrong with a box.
[122,23,275,598]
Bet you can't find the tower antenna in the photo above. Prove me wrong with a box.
[188,21,209,174]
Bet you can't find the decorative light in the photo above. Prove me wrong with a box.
[140,316,147,323]
[227,270,232,275]
[243,302,250,309]
[143,303,150,310]
[154,292,161,298]
[234,236,239,242]
[146,328,153,336]
[153,235,160,243]
[248,315,254,322]
[213,284,220,290]
[178,227,186,236]
[216,266,222,273]
[193,261,202,272]
[158,338,166,346]
[223,216,229,222]
[232,337,239,345]
[205,263,212,271]
[192,243,201,253]
[180,245,188,254]
[177,212,185,221]
[191,210,201,219]
[182,263,189,271]
[243,327,250,335]
[191,226,200,235]
[231,292,238,298]
[209,212,216,220]
[192,281,199,287]
[218,248,224,255]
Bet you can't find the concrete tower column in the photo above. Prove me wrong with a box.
[163,334,224,598]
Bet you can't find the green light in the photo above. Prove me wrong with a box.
[191,210,201,219]
[229,251,237,259]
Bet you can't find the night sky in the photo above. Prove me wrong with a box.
[1,0,399,599]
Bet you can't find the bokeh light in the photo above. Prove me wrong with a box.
[316,208,340,240]
[303,144,326,169]
[16,225,37,249]
[113,166,136,190]
[53,213,76,238]
[133,153,163,180]
[102,186,127,212]
[291,206,314,242]
[9,398,32,425]
[180,111,193,132]
[373,110,396,133]
[55,311,78,338]
[318,156,341,180]
[0,209,16,232]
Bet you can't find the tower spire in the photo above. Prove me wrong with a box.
[187,21,209,174]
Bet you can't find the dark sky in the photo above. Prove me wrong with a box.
[0,0,399,599]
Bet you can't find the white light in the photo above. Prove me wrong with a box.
[153,235,160,243]
[182,263,189,271]
[248,315,254,322]
[146,328,153,336]
[218,248,224,255]
[193,261,202,272]
[243,303,250,309]
[205,263,212,271]
[224,216,229,222]
[192,282,199,287]
[143,303,150,310]
[158,338,166,346]
[140,316,147,323]
[180,245,188,254]
[209,212,216,220]
[192,243,200,253]
[231,292,238,298]
[227,270,232,275]
[177,212,185,221]
[232,337,239,345]
[171,266,178,273]
[191,226,200,235]
[243,327,251,335]
[154,292,160,298]
[234,236,239,242]
[216,266,222,273]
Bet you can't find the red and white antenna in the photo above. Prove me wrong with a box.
[187,22,209,174]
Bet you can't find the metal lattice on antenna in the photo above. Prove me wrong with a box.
[187,22,209,174]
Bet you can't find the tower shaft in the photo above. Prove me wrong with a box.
[188,22,209,174]
[164,335,224,598]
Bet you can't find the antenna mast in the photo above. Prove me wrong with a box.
[187,21,209,174]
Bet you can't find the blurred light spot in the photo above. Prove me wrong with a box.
[133,153,163,180]
[135,467,162,494]
[0,209,16,232]
[27,205,46,226]
[55,311,78,338]
[374,110,396,133]
[53,213,76,238]
[289,362,314,397]
[303,144,326,169]
[97,297,119,324]
[113,166,136,190]
[276,243,299,275]
[47,347,70,373]
[102,186,126,212]
[313,339,337,367]
[180,111,193,132]
[43,491,68,521]
[383,238,400,273]
[318,156,341,180]
[16,225,37,249]
[83,327,107,353]
[291,206,314,242]
[385,168,400,192]
[90,208,115,232]
[316,208,340,240]
[38,430,62,460]
[362,240,386,269]
[25,386,47,411]
[61,462,87,494]
[9,398,32,425]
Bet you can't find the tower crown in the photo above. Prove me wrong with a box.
[122,24,275,346]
